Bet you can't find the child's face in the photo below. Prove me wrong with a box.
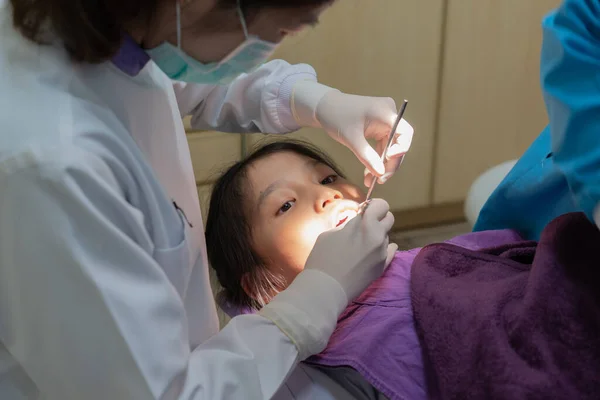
[246,151,365,285]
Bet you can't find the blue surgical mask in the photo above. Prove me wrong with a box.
[147,0,278,85]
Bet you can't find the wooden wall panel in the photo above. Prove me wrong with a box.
[433,0,561,204]
[246,0,445,211]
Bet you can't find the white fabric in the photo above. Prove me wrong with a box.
[174,61,316,134]
[260,270,347,360]
[464,160,518,227]
[0,2,348,398]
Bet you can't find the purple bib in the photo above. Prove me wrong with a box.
[221,229,523,400]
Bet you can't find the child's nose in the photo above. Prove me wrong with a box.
[316,189,342,212]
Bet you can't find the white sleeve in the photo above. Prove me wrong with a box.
[0,148,345,399]
[172,60,317,134]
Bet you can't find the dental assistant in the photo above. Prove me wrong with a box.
[474,0,600,240]
[0,0,412,398]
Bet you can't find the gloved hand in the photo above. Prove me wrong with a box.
[291,80,414,187]
[258,198,396,359]
[304,198,397,302]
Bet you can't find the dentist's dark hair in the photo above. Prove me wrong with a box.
[205,139,344,311]
[9,0,332,63]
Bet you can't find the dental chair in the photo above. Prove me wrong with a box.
[464,160,518,228]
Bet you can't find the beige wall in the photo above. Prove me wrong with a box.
[189,0,562,227]
[433,0,560,203]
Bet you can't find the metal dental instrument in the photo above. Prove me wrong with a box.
[359,100,408,214]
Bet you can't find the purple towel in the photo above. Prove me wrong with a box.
[411,212,600,400]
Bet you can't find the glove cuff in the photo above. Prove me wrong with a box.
[259,269,347,360]
[291,80,339,129]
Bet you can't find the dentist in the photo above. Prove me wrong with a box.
[0,0,412,398]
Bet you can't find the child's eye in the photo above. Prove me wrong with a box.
[321,174,338,185]
[277,200,295,215]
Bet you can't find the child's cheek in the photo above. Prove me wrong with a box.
[295,218,331,252]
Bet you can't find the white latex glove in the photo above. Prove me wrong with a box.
[291,80,414,187]
[305,198,397,302]
[258,198,396,359]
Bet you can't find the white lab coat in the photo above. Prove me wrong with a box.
[0,1,352,398]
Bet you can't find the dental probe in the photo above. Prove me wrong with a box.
[359,99,408,214]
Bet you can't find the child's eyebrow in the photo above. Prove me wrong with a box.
[256,180,282,211]
[255,158,322,211]
[306,158,322,169]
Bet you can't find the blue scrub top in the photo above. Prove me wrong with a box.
[474,0,600,240]
[474,126,579,240]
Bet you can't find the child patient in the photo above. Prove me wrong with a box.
[206,140,600,400]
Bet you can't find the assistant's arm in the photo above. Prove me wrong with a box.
[540,0,600,228]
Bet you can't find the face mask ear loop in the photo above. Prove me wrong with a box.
[176,1,182,49]
[237,0,249,39]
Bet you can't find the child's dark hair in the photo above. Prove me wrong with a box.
[205,139,345,311]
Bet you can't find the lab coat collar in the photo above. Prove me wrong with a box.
[112,34,150,77]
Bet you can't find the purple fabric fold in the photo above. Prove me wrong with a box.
[411,212,600,399]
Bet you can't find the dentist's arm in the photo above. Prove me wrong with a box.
[540,0,600,229]
[0,146,346,399]
[172,60,413,183]
[0,145,392,399]
[173,59,316,134]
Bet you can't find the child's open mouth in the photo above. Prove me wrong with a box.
[334,208,358,228]
[336,216,349,227]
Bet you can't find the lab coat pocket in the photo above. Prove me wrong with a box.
[152,209,192,297]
